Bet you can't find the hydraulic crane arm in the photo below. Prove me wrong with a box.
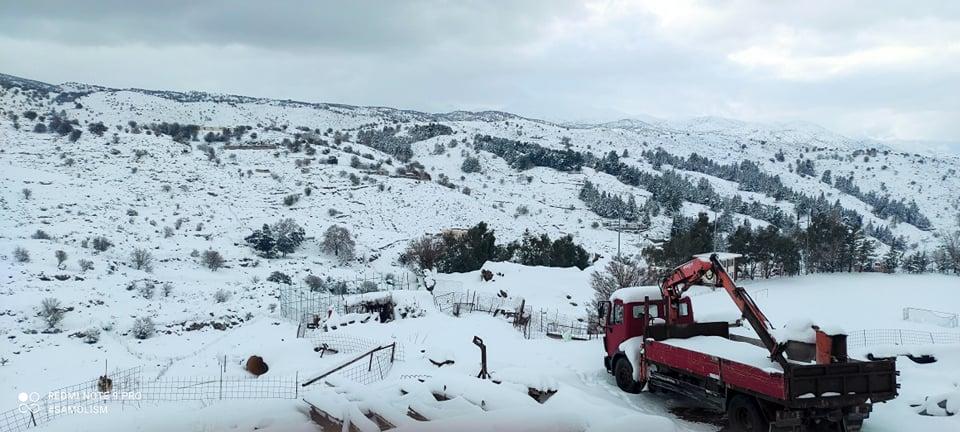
[660,254,786,366]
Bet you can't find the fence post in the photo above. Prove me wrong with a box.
[368,350,374,372]
[390,343,396,363]
[219,361,224,400]
[295,372,299,399]
[898,329,903,345]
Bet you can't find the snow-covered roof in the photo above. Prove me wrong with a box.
[694,252,742,262]
[610,285,663,303]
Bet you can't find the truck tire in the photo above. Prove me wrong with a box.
[727,395,768,432]
[614,358,643,394]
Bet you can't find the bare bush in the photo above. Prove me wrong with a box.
[13,247,30,263]
[55,250,68,268]
[31,229,51,240]
[78,259,94,272]
[321,225,355,261]
[162,282,173,297]
[402,235,445,271]
[163,226,174,238]
[39,298,64,329]
[130,247,154,272]
[22,188,32,199]
[202,249,225,271]
[92,236,113,252]
[139,281,155,299]
[213,289,231,303]
[304,274,325,291]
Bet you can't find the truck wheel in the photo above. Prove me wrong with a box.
[614,358,644,394]
[727,395,768,432]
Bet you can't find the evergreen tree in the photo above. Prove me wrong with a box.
[245,224,277,258]
[437,222,502,273]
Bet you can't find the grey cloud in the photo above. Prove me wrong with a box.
[0,1,957,150]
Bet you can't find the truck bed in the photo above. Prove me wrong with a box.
[647,335,787,400]
[645,334,898,408]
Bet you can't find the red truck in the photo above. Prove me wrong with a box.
[600,254,898,431]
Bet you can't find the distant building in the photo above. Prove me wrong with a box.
[693,252,743,282]
[441,228,469,239]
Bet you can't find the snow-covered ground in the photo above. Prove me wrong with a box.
[2,271,959,431]
[1,74,959,431]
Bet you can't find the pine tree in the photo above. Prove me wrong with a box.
[245,224,277,258]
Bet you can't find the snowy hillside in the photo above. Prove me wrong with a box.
[1,72,960,431]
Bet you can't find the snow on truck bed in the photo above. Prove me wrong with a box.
[658,336,783,373]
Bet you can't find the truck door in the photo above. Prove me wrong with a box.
[604,300,628,357]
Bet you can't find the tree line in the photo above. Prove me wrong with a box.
[401,222,592,273]
[643,209,960,278]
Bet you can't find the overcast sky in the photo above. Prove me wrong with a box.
[1,1,958,152]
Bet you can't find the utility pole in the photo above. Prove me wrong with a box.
[617,215,622,258]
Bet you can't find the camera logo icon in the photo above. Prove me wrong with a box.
[17,392,41,414]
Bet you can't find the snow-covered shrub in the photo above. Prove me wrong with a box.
[321,225,355,261]
[126,208,138,216]
[13,247,30,263]
[397,303,426,319]
[163,226,174,238]
[131,317,155,340]
[22,188,32,199]
[82,327,101,344]
[461,156,481,173]
[267,271,292,285]
[304,274,325,291]
[268,303,277,313]
[78,259,94,272]
[39,298,64,329]
[162,282,173,297]
[515,205,529,217]
[138,281,155,299]
[202,249,225,270]
[31,229,51,240]
[283,194,300,206]
[329,280,349,295]
[130,247,154,272]
[360,281,378,293]
[213,289,231,303]
[91,236,113,252]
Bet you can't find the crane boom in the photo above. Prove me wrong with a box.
[659,254,786,367]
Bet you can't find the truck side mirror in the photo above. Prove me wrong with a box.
[598,301,611,325]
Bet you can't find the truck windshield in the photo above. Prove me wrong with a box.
[632,305,659,319]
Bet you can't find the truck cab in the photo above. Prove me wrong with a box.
[601,286,714,385]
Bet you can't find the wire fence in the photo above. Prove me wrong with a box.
[310,333,406,362]
[0,366,301,432]
[432,287,595,340]
[301,343,399,387]
[846,328,960,348]
[903,307,958,328]
[279,272,424,325]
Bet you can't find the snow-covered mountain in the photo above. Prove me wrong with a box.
[2,72,956,257]
[2,72,960,432]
